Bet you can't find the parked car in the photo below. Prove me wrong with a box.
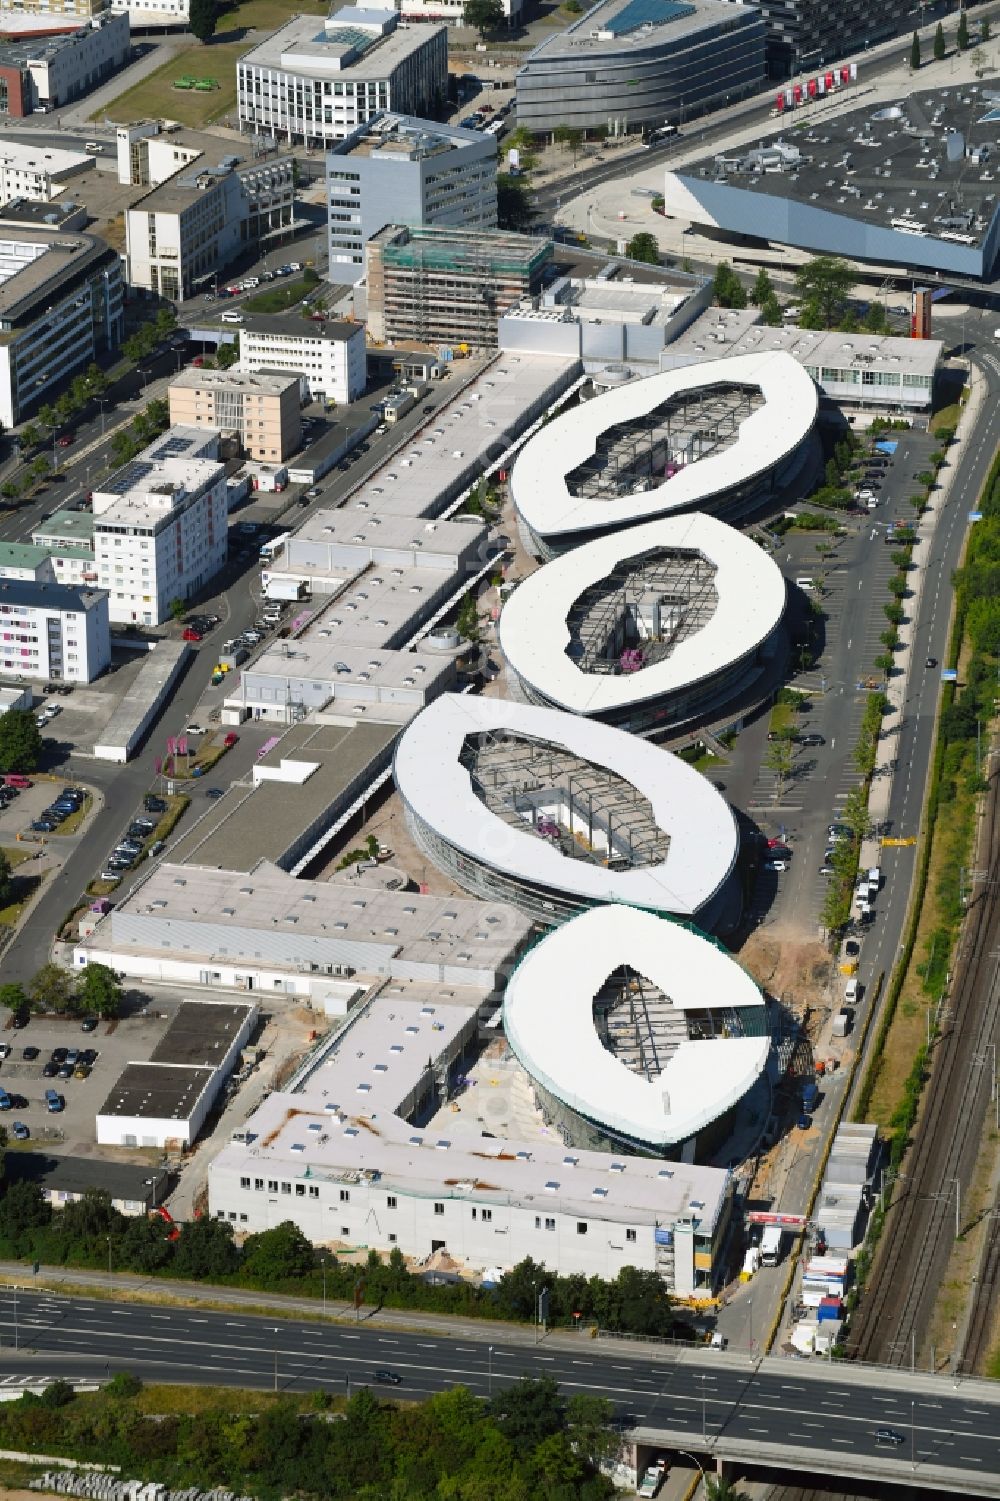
[144,795,167,814]
[374,1370,402,1385]
[58,1063,74,1079]
[81,1019,98,1035]
[42,1061,58,1077]
[764,859,788,872]
[21,1046,39,1061]
[182,627,203,642]
[51,1048,68,1063]
[30,819,55,833]
[81,1048,98,1064]
[798,733,825,747]
[56,434,73,447]
[205,787,225,800]
[11,1121,29,1140]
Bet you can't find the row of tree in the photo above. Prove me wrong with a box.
[0,707,42,773]
[0,1186,684,1337]
[0,958,124,1022]
[911,13,987,68]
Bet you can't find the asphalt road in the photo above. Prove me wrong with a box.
[1,1289,999,1485]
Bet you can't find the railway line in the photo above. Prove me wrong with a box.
[852,769,1000,1367]
[958,1179,1000,1374]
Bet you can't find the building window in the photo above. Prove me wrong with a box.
[254,1178,264,1191]
[240,1176,250,1188]
[341,1226,350,1236]
[535,1216,541,1229]
[388,1233,397,1244]
[545,1217,555,1231]
[577,1222,588,1235]
[626,1228,637,1243]
[308,1185,319,1198]
[239,1213,248,1223]
[295,1184,305,1196]
[267,1179,278,1192]
[434,1202,444,1215]
[387,1195,397,1208]
[281,1182,291,1194]
[340,1189,350,1202]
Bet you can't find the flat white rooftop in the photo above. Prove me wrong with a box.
[393,693,738,918]
[510,350,817,547]
[662,306,944,381]
[292,508,487,561]
[237,639,453,697]
[215,1080,731,1232]
[93,456,224,519]
[499,512,786,718]
[503,905,768,1149]
[347,353,579,520]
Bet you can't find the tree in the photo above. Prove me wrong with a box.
[705,1480,752,1501]
[0,707,42,772]
[793,255,856,328]
[489,1376,566,1456]
[216,339,239,370]
[169,597,187,623]
[0,1180,50,1241]
[933,20,945,59]
[957,8,969,49]
[37,404,57,432]
[0,981,27,1016]
[241,1221,316,1284]
[566,1393,617,1466]
[172,1216,240,1278]
[764,737,794,798]
[154,306,177,337]
[751,265,774,306]
[464,0,504,35]
[18,423,39,452]
[0,847,11,909]
[712,260,747,309]
[456,592,481,643]
[553,124,583,162]
[911,30,921,69]
[76,961,124,1020]
[983,17,991,42]
[0,479,20,503]
[496,174,535,232]
[28,961,75,1015]
[760,293,783,326]
[188,0,217,42]
[623,231,660,265]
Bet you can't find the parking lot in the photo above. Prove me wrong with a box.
[0,998,182,1157]
[719,429,939,939]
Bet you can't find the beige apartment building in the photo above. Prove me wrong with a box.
[168,369,302,462]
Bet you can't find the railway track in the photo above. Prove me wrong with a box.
[958,1189,1000,1374]
[852,769,1000,1367]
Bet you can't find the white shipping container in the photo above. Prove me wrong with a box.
[807,1255,849,1277]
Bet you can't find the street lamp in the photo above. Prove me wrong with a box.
[12,1284,18,1352]
[321,1252,327,1318]
[107,1235,112,1290]
[488,1344,493,1397]
[911,1398,916,1470]
[273,1326,279,1392]
[672,1449,706,1497]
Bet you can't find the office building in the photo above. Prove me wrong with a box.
[0,226,124,429]
[30,508,97,587]
[366,224,553,346]
[0,11,128,115]
[0,578,109,683]
[238,312,367,404]
[121,123,295,302]
[0,140,93,201]
[515,0,765,136]
[168,368,302,462]
[236,8,448,149]
[92,439,227,625]
[108,0,188,26]
[328,112,496,279]
[750,0,915,76]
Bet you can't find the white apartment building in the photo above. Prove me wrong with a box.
[238,312,367,404]
[92,449,227,625]
[0,578,109,683]
[120,123,294,302]
[0,227,123,429]
[31,508,96,588]
[328,112,496,279]
[236,8,447,149]
[0,140,93,201]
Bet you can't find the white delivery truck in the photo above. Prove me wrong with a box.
[760,1224,784,1266]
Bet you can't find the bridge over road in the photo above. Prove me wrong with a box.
[631,1350,1000,1496]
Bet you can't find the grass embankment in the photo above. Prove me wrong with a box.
[0,844,42,927]
[243,277,315,314]
[48,793,92,837]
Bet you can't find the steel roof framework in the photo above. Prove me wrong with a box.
[565,544,719,677]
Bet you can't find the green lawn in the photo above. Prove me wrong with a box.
[217,0,325,26]
[92,40,246,128]
[243,277,314,313]
[0,845,41,927]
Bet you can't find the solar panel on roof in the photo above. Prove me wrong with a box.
[605,0,695,35]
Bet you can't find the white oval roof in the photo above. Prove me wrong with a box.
[499,512,787,718]
[393,694,737,917]
[503,904,769,1148]
[510,350,818,546]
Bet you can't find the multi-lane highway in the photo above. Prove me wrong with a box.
[1,1288,999,1493]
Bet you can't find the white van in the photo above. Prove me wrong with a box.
[84,142,102,153]
[221,310,244,324]
[844,977,859,1003]
[795,576,815,590]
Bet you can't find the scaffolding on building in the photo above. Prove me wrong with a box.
[595,965,770,1081]
[459,729,670,870]
[568,382,764,500]
[565,546,719,676]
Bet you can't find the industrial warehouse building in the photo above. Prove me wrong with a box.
[503,905,771,1160]
[94,1000,257,1149]
[209,974,734,1293]
[515,0,766,137]
[663,88,1000,281]
[393,693,740,930]
[510,351,819,558]
[499,512,787,737]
